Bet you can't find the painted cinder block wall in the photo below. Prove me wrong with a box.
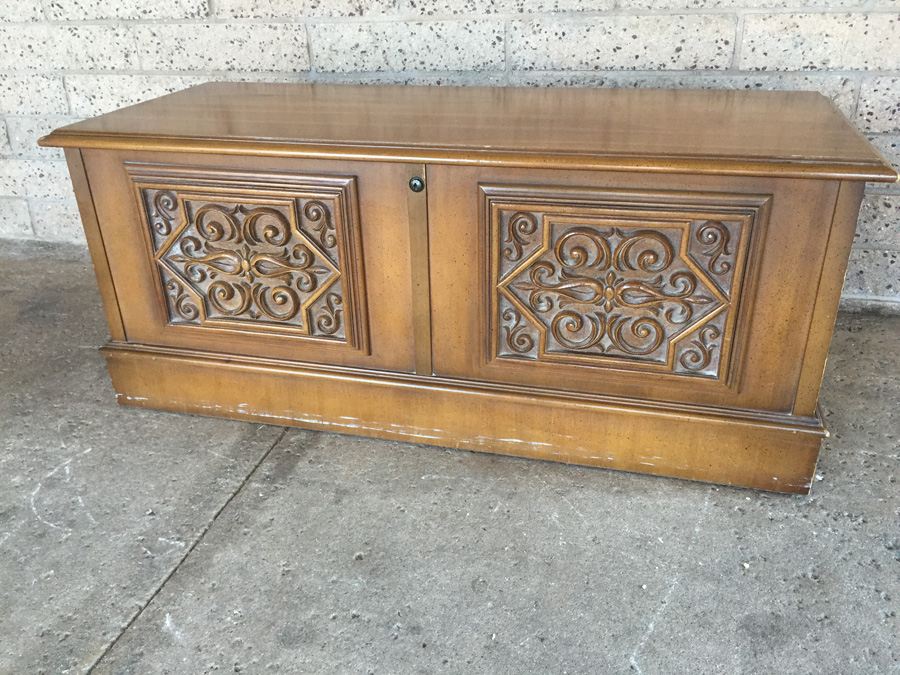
[0,0,897,308]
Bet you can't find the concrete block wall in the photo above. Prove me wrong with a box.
[0,0,897,308]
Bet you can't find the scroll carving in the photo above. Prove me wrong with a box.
[500,297,538,358]
[137,175,365,347]
[144,189,180,249]
[490,191,759,381]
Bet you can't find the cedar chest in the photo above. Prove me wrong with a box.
[41,83,898,493]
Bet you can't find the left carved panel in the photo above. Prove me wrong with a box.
[131,165,368,350]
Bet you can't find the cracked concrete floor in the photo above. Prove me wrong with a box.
[1,239,898,674]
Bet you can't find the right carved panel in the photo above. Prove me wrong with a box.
[486,186,769,384]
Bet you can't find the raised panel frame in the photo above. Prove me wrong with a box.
[483,184,771,388]
[81,150,421,374]
[127,163,370,355]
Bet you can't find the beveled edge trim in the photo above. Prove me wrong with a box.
[40,131,899,183]
[101,340,827,437]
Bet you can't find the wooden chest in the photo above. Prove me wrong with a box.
[42,83,897,493]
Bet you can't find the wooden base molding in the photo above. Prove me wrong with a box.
[104,344,824,494]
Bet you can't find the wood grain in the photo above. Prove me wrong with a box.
[792,180,866,416]
[405,164,433,375]
[41,83,898,182]
[63,148,127,342]
[104,342,824,494]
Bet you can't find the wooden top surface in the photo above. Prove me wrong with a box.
[42,82,897,181]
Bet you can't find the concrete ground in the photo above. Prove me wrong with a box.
[0,239,897,674]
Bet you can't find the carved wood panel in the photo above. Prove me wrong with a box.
[130,165,368,350]
[486,186,767,382]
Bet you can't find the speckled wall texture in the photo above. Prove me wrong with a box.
[0,0,897,307]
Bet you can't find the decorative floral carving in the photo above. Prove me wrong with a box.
[492,202,751,380]
[513,266,712,320]
[143,189,348,339]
